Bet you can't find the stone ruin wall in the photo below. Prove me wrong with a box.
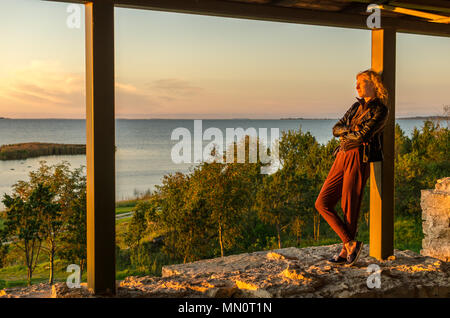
[420,177,450,262]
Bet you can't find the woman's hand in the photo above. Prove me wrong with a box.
[332,103,358,138]
[339,135,349,147]
[333,122,351,138]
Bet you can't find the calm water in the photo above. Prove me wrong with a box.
[0,118,434,204]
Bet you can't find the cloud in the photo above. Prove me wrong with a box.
[0,60,207,118]
[147,78,203,101]
[115,82,138,93]
[115,78,205,117]
[0,60,152,117]
[115,81,160,115]
[0,60,84,109]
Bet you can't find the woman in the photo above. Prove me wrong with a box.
[314,69,389,266]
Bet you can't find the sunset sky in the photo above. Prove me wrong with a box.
[0,0,449,119]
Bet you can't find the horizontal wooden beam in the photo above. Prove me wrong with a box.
[390,0,450,14]
[380,4,450,23]
[44,0,450,36]
[116,0,368,27]
[43,0,88,3]
[114,0,450,37]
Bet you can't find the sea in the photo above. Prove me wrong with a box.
[0,118,438,204]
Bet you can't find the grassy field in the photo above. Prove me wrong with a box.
[116,199,139,209]
[115,206,134,215]
[115,199,139,215]
[0,258,87,289]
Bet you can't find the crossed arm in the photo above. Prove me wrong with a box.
[332,104,389,143]
[332,103,357,138]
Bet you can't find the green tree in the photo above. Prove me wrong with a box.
[149,172,213,263]
[290,216,305,246]
[33,184,61,285]
[124,199,154,267]
[58,169,87,283]
[147,136,264,261]
[18,161,87,284]
[200,137,264,256]
[278,126,334,242]
[395,121,449,218]
[395,123,412,160]
[0,245,8,269]
[254,170,309,249]
[2,183,59,285]
[197,161,258,257]
[125,200,152,249]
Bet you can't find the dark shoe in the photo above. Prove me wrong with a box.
[345,241,363,267]
[327,254,347,265]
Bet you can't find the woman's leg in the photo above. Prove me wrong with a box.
[341,148,370,241]
[315,151,352,243]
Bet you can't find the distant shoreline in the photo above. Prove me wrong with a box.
[394,116,448,120]
[280,116,448,120]
[0,116,447,121]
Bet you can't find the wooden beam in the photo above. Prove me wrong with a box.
[43,0,450,36]
[113,0,450,37]
[380,4,450,23]
[85,0,116,295]
[43,0,88,3]
[390,0,450,14]
[370,27,395,260]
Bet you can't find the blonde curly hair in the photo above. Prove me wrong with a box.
[357,69,388,105]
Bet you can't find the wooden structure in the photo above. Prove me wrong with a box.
[44,0,450,294]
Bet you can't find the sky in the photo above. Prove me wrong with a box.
[0,0,449,119]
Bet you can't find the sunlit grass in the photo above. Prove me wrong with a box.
[0,258,87,289]
[115,206,134,215]
[394,216,423,252]
[115,199,138,209]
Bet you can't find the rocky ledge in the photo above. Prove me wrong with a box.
[8,244,444,298]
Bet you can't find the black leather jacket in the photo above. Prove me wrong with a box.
[332,97,389,163]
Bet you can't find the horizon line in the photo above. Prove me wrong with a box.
[0,115,447,120]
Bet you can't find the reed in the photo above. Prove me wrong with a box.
[0,142,86,160]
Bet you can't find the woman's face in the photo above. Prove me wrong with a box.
[356,76,376,99]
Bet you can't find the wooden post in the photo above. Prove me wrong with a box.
[370,27,396,260]
[85,0,116,294]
